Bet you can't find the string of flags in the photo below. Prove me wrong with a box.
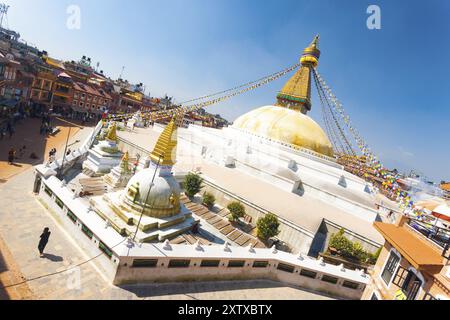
[105,63,301,123]
[314,69,415,212]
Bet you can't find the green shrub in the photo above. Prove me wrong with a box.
[368,247,382,265]
[256,213,280,240]
[184,173,203,197]
[328,228,379,264]
[227,202,245,222]
[202,192,215,208]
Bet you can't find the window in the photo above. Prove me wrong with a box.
[44,185,52,197]
[342,280,359,290]
[67,210,77,224]
[321,275,338,284]
[79,102,84,107]
[73,100,78,106]
[34,79,42,87]
[381,251,400,285]
[132,259,158,268]
[277,263,295,273]
[393,267,423,300]
[81,93,85,100]
[300,269,317,279]
[99,241,113,258]
[200,260,220,267]
[227,260,245,268]
[81,224,93,239]
[55,197,64,209]
[252,261,269,268]
[168,259,190,268]
[74,93,79,99]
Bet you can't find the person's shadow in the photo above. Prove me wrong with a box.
[42,253,64,262]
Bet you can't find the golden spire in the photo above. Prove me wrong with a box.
[120,151,130,172]
[106,122,118,142]
[149,117,178,166]
[276,35,321,114]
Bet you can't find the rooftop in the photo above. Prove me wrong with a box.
[373,221,445,274]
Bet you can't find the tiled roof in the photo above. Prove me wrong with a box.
[73,82,111,100]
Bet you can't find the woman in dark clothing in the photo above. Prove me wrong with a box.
[8,147,15,165]
[38,227,51,257]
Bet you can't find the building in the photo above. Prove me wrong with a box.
[0,52,20,100]
[51,72,74,115]
[361,215,449,300]
[71,81,112,119]
[441,182,450,200]
[29,62,56,110]
[64,56,95,83]
[111,80,144,113]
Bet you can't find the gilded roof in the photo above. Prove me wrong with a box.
[233,105,334,157]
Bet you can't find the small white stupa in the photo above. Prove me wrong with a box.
[90,117,197,242]
[82,122,123,175]
[104,151,133,189]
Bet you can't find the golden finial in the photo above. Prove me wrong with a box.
[301,35,321,67]
[149,117,178,166]
[106,122,118,142]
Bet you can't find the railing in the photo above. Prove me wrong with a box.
[406,216,450,259]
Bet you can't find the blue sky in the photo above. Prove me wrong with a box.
[5,0,450,182]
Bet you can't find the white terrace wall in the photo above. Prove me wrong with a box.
[114,243,369,300]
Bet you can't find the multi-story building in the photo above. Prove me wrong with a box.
[64,56,95,83]
[51,72,74,115]
[110,80,144,113]
[362,215,449,300]
[30,62,56,110]
[71,81,112,120]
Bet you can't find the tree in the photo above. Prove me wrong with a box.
[202,192,215,208]
[227,202,245,222]
[256,213,280,240]
[184,173,203,198]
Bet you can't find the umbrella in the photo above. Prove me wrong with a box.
[432,204,450,222]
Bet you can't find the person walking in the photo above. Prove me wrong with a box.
[8,147,15,165]
[38,227,51,257]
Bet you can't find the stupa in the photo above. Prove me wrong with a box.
[82,122,123,175]
[232,35,334,157]
[130,111,145,128]
[103,151,133,189]
[90,118,197,242]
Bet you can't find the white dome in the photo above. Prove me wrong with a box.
[122,167,181,218]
